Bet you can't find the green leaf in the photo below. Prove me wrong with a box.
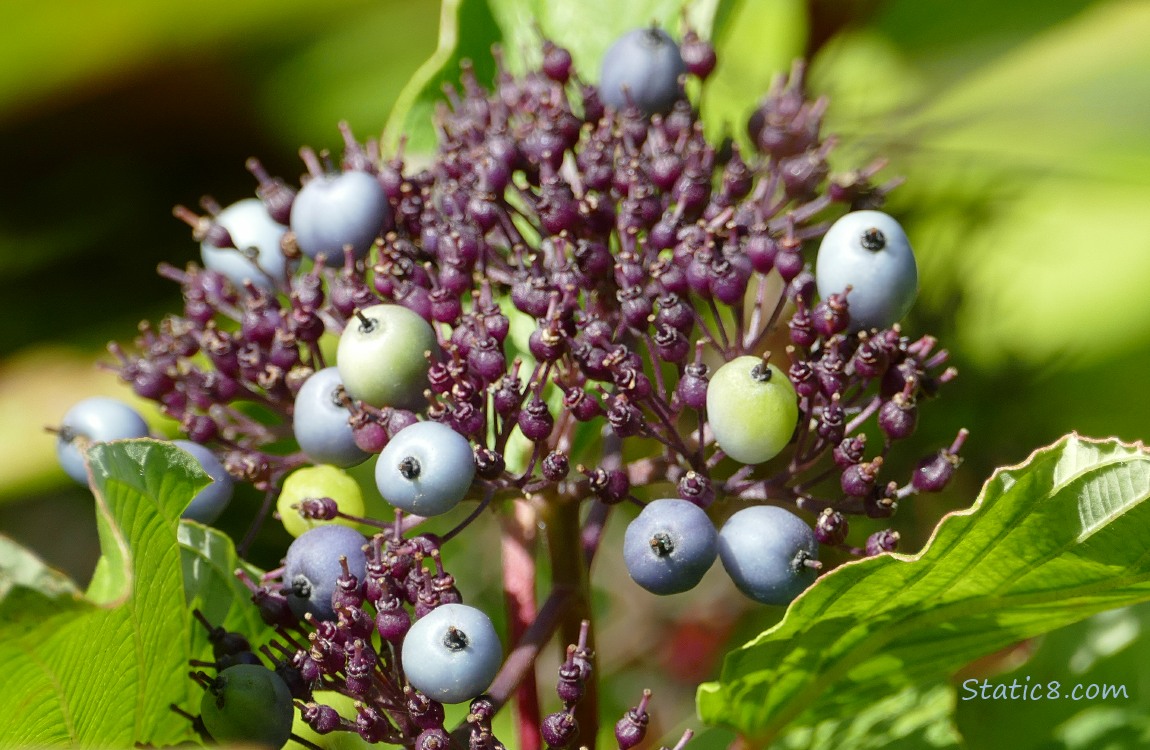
[0,536,79,605]
[382,0,503,155]
[0,439,207,748]
[697,434,1150,744]
[773,683,963,750]
[700,0,807,142]
[179,520,269,666]
[383,0,743,153]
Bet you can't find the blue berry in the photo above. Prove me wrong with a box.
[293,366,369,468]
[623,498,717,595]
[173,440,234,524]
[599,28,686,115]
[815,210,918,331]
[199,663,294,748]
[375,421,475,517]
[401,603,502,704]
[290,170,389,262]
[706,356,798,465]
[718,505,819,605]
[284,525,368,621]
[201,198,289,292]
[55,397,150,484]
[336,304,437,409]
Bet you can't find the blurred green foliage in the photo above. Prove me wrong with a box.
[0,0,438,506]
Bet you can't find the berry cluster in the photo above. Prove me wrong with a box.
[52,22,968,749]
[200,526,622,750]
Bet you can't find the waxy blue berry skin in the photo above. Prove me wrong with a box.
[284,525,368,621]
[401,603,502,704]
[173,439,234,524]
[599,28,686,115]
[718,505,819,606]
[375,421,475,517]
[815,210,918,331]
[56,397,150,484]
[290,170,389,262]
[293,367,369,468]
[622,498,717,595]
[201,198,289,292]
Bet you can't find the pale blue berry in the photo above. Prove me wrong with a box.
[718,505,819,606]
[173,439,234,524]
[599,28,686,115]
[290,170,388,262]
[201,198,289,292]
[56,397,150,484]
[401,603,502,704]
[815,210,918,331]
[375,421,475,517]
[284,525,368,621]
[293,367,369,468]
[623,498,717,595]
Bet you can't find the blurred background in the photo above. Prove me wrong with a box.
[0,0,439,577]
[1,0,1149,746]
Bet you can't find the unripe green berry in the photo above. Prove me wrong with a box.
[336,304,437,409]
[199,664,294,748]
[706,355,798,464]
[277,465,365,538]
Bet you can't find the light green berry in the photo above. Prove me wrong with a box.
[277,465,365,538]
[336,303,436,409]
[706,355,798,465]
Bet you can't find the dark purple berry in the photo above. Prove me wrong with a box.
[866,529,900,556]
[913,448,961,493]
[518,397,554,441]
[878,392,918,440]
[814,508,849,546]
[841,457,882,498]
[542,711,579,749]
[615,691,651,750]
[542,451,570,481]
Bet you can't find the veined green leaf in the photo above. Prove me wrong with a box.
[698,434,1150,744]
[773,683,963,750]
[0,439,207,748]
[179,520,269,670]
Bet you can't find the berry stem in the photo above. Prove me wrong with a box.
[501,500,542,750]
[289,734,325,750]
[545,495,598,748]
[455,585,577,750]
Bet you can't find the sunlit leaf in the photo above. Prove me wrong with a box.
[698,435,1150,743]
[0,440,206,747]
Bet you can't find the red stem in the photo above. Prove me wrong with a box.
[501,500,542,750]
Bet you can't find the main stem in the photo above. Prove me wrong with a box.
[547,497,598,749]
